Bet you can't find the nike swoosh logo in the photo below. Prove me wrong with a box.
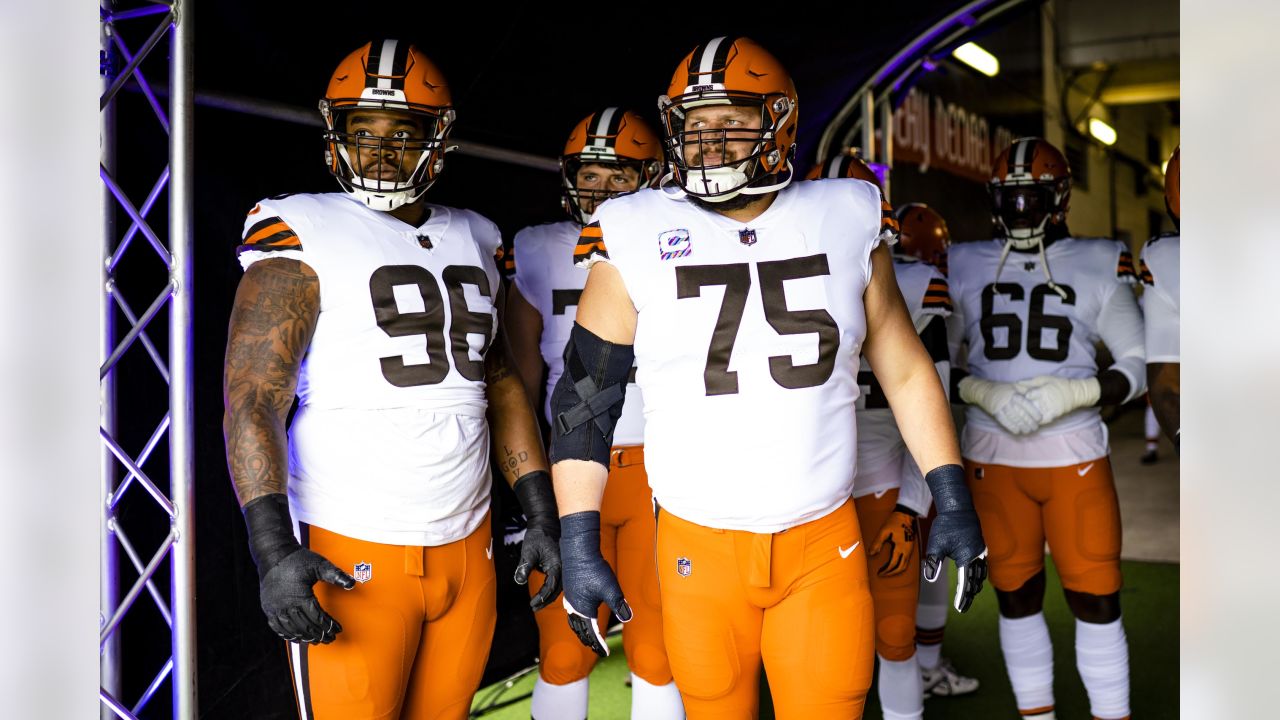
[874,489,889,499]
[485,539,493,560]
[1077,463,1094,477]
[839,542,860,559]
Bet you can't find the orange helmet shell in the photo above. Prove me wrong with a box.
[1165,146,1180,225]
[990,137,1071,187]
[658,37,799,199]
[893,203,951,271]
[324,40,451,111]
[560,108,664,223]
[563,108,662,164]
[805,152,882,189]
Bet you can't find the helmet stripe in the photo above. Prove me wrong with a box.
[1012,138,1033,174]
[364,39,407,91]
[708,36,733,84]
[688,36,730,86]
[590,107,620,149]
[388,40,409,91]
[375,39,398,90]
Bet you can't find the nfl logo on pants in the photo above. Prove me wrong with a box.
[676,557,692,577]
[353,562,372,583]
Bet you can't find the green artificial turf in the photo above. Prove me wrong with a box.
[471,558,1178,719]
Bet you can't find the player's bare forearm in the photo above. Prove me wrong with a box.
[222,259,319,506]
[885,360,963,471]
[1148,362,1180,446]
[503,284,547,411]
[486,331,549,487]
[552,459,609,516]
[862,244,961,471]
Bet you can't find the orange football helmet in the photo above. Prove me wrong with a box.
[319,40,456,211]
[804,151,883,188]
[1165,146,1180,229]
[560,108,664,224]
[658,36,798,202]
[893,203,951,272]
[989,137,1071,249]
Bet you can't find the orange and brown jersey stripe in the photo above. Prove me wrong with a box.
[1116,250,1138,280]
[879,199,900,238]
[923,277,953,311]
[573,222,610,266]
[238,215,301,256]
[1139,258,1154,285]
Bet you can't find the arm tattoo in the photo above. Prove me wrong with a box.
[485,325,548,484]
[485,337,515,385]
[222,259,319,506]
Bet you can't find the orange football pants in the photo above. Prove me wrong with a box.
[529,446,672,685]
[853,488,920,661]
[656,498,875,720]
[287,516,496,720]
[964,457,1123,595]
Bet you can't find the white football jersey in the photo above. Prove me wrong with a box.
[237,192,502,545]
[510,220,645,445]
[1140,234,1180,363]
[948,236,1142,466]
[854,259,951,511]
[583,178,893,532]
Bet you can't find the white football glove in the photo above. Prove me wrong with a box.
[1014,375,1101,427]
[958,376,1042,435]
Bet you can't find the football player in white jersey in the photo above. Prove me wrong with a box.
[1142,146,1179,447]
[949,137,1146,720]
[505,109,684,720]
[547,37,987,719]
[222,40,561,720]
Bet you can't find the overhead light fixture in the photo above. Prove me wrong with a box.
[1088,118,1117,146]
[952,42,999,77]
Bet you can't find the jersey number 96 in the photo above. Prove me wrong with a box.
[369,264,495,386]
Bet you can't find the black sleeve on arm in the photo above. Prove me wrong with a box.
[548,323,634,468]
[1097,368,1132,407]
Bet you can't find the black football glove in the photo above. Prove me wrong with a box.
[512,471,563,611]
[243,494,355,644]
[559,511,631,657]
[921,464,988,613]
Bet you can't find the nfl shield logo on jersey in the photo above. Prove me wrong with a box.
[353,562,373,583]
[738,229,757,246]
[658,229,692,260]
[676,557,692,577]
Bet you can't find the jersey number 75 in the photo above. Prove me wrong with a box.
[676,254,838,396]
